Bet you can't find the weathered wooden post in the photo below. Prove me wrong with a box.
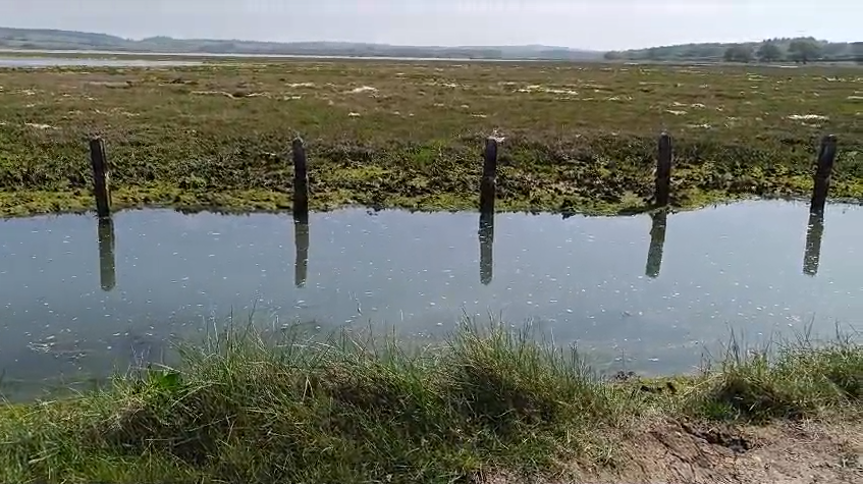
[479,212,494,285]
[645,210,668,279]
[479,137,498,215]
[292,137,309,222]
[810,134,838,214]
[89,137,111,218]
[294,218,309,288]
[98,217,116,291]
[655,132,672,207]
[803,211,825,276]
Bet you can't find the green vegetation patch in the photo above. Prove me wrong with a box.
[0,61,862,217]
[0,323,860,483]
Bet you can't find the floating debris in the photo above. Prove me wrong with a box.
[25,122,56,130]
[348,86,377,94]
[787,114,829,121]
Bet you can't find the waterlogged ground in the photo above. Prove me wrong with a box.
[1,200,862,392]
[1,61,862,216]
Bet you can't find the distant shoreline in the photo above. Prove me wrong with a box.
[0,48,564,63]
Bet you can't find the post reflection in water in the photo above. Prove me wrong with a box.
[645,210,668,279]
[97,217,116,292]
[294,217,310,288]
[804,211,825,277]
[479,212,494,285]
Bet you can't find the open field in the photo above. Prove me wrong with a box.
[0,323,861,483]
[0,60,862,216]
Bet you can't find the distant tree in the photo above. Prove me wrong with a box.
[821,42,849,59]
[852,42,863,64]
[756,42,783,62]
[603,51,623,60]
[644,47,661,61]
[724,45,754,63]
[788,39,822,63]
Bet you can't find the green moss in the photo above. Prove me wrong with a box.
[0,62,861,217]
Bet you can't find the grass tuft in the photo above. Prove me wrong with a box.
[0,320,860,483]
[689,328,863,421]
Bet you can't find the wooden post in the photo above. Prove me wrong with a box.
[810,134,838,214]
[655,132,672,207]
[645,210,668,279]
[292,137,309,222]
[294,218,309,288]
[803,211,825,276]
[97,217,116,291]
[89,137,111,218]
[479,212,494,285]
[479,137,498,215]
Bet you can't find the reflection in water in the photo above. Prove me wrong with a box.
[2,201,863,384]
[479,212,495,285]
[294,218,310,288]
[645,211,668,279]
[804,211,825,276]
[97,218,116,291]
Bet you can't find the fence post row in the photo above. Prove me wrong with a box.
[84,133,839,227]
[656,132,672,207]
[292,137,310,222]
[479,137,499,215]
[89,137,111,219]
[810,134,838,215]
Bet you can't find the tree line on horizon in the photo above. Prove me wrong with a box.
[605,37,863,64]
[0,27,602,61]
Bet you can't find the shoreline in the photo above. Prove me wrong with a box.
[3,190,863,220]
[0,323,860,483]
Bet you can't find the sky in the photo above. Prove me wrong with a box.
[0,0,860,51]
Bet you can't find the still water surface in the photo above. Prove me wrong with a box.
[0,56,203,68]
[1,201,861,389]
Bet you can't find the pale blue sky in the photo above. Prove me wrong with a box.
[0,0,859,51]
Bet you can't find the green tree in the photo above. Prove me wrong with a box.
[757,42,783,62]
[788,39,822,64]
[852,42,863,64]
[724,45,754,63]
[824,43,848,57]
[603,51,623,61]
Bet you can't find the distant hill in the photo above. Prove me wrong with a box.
[0,27,603,61]
[605,37,863,64]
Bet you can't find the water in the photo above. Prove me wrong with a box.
[0,49,543,63]
[0,57,203,68]
[1,201,861,390]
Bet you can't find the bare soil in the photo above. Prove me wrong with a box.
[496,419,863,483]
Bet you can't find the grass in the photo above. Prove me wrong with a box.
[0,61,862,217]
[0,321,860,483]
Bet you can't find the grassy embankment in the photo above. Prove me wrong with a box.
[0,61,862,217]
[0,322,860,483]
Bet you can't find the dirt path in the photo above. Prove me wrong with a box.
[593,419,862,484]
[490,419,863,484]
